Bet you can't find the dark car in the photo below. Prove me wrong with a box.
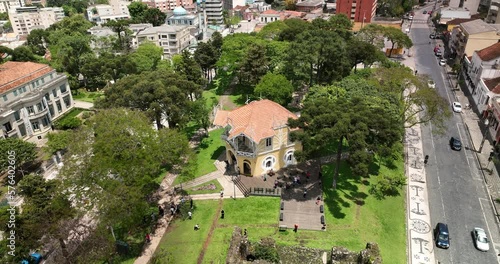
[450,137,462,151]
[435,223,450,249]
[423,10,428,14]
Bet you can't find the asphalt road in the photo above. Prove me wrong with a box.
[410,6,500,264]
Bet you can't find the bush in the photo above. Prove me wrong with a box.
[53,117,82,130]
[369,174,407,200]
[253,238,280,263]
[81,111,93,119]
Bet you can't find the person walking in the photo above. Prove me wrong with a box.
[303,190,307,198]
[145,233,151,243]
[221,209,225,219]
[188,211,192,220]
[220,191,224,198]
[293,224,298,233]
[158,205,164,217]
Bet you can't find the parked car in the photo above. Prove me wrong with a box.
[429,33,436,39]
[434,223,450,249]
[450,137,462,151]
[435,50,442,57]
[452,102,462,112]
[473,227,490,252]
[428,11,433,15]
[439,59,446,66]
[423,10,428,14]
[428,80,436,88]
[409,15,414,20]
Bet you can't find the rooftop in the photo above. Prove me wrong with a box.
[137,24,189,35]
[461,19,497,35]
[476,42,500,62]
[0,62,53,95]
[213,99,298,143]
[296,0,323,7]
[446,14,481,25]
[485,76,500,94]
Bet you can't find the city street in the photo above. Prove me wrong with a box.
[409,5,500,264]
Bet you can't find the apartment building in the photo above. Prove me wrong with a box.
[336,0,376,23]
[0,62,74,144]
[447,0,480,14]
[136,24,191,59]
[86,0,131,25]
[487,0,500,24]
[203,0,223,25]
[9,6,64,36]
[0,0,25,13]
[223,0,245,11]
[142,0,192,12]
[449,19,500,61]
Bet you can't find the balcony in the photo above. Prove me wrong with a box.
[29,107,48,119]
[221,132,256,158]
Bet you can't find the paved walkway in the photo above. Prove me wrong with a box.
[73,100,94,110]
[401,16,436,264]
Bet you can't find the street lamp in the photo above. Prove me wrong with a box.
[479,118,490,153]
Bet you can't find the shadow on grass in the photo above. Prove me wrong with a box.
[322,162,369,219]
[211,146,225,160]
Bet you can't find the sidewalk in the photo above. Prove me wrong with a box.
[73,100,94,110]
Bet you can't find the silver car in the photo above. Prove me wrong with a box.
[473,227,490,252]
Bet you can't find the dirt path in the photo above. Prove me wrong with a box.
[217,78,239,111]
[196,199,224,264]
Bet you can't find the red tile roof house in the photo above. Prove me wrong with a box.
[484,77,500,145]
[0,61,74,145]
[213,99,302,177]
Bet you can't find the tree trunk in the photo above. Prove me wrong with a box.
[333,135,344,189]
[389,42,395,58]
[59,237,71,264]
[155,114,163,130]
[309,62,314,87]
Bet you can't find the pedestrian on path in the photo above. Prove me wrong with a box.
[170,207,175,215]
[293,224,298,233]
[303,190,307,198]
[145,233,151,243]
[188,211,192,219]
[424,155,429,165]
[190,198,193,209]
[220,190,224,198]
[221,209,225,219]
[158,205,164,217]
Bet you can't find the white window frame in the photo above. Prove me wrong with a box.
[261,155,276,170]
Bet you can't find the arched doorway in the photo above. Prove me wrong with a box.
[243,160,252,176]
[228,150,237,165]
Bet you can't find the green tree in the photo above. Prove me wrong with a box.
[175,50,205,87]
[11,46,37,62]
[0,46,13,63]
[2,21,12,33]
[383,27,413,57]
[278,18,313,41]
[0,138,37,173]
[103,20,132,52]
[347,38,386,71]
[128,1,149,22]
[26,29,49,56]
[143,8,167,26]
[254,72,293,105]
[258,20,288,40]
[0,12,8,20]
[357,24,386,49]
[188,97,212,133]
[130,41,163,73]
[239,43,269,86]
[211,31,223,56]
[45,131,71,155]
[194,41,218,80]
[96,69,200,129]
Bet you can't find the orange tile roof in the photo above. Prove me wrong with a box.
[446,14,481,25]
[485,76,500,94]
[476,42,500,62]
[213,99,298,143]
[261,9,280,15]
[0,61,54,94]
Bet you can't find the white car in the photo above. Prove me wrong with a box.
[409,15,414,20]
[452,102,462,113]
[428,80,435,88]
[439,59,446,66]
[473,227,490,252]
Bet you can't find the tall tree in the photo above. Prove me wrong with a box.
[175,50,205,87]
[26,29,49,56]
[96,69,201,129]
[130,41,163,73]
[194,41,218,80]
[239,43,269,86]
[52,33,92,82]
[254,72,293,105]
[383,27,413,57]
[347,38,386,71]
[0,138,37,173]
[128,1,149,22]
[103,20,132,52]
[357,24,386,48]
[143,8,167,26]
[278,18,313,41]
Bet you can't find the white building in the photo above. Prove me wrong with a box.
[0,0,25,13]
[201,0,223,25]
[136,24,192,58]
[462,42,500,112]
[86,0,131,25]
[167,6,206,39]
[487,0,500,24]
[0,62,74,144]
[447,0,480,14]
[9,6,65,36]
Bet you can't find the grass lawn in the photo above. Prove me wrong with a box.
[158,157,406,263]
[72,89,104,103]
[173,129,225,186]
[56,108,84,121]
[186,179,223,195]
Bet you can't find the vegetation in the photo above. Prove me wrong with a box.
[0,138,37,173]
[52,108,84,130]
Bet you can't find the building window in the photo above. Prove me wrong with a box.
[48,105,55,116]
[261,155,276,170]
[36,102,43,112]
[2,95,7,101]
[32,121,40,131]
[3,122,12,132]
[41,78,45,84]
[52,89,57,97]
[45,93,50,100]
[60,84,67,93]
[56,101,62,112]
[265,137,272,147]
[13,90,18,96]
[42,115,50,127]
[63,96,71,108]
[284,150,295,165]
[18,124,26,137]
[14,111,20,121]
[27,106,34,114]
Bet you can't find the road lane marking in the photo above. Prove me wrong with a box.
[457,123,471,168]
[429,121,446,217]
